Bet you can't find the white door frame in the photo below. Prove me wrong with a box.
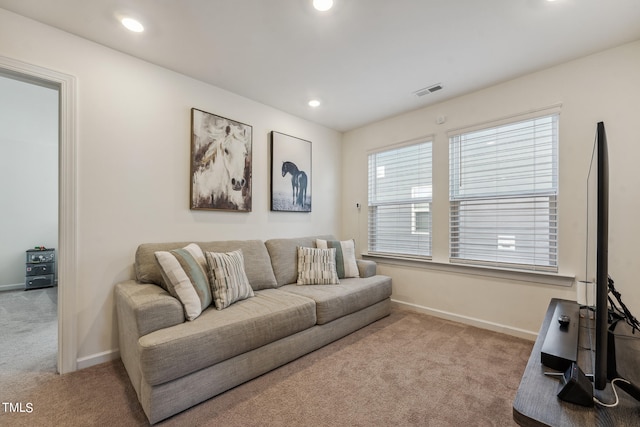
[0,55,78,374]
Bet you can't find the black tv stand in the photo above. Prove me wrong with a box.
[513,298,639,426]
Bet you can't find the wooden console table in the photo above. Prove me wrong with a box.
[513,298,639,426]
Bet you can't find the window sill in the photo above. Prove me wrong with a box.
[361,253,575,287]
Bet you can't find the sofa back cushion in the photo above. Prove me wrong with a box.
[265,235,334,286]
[136,240,277,291]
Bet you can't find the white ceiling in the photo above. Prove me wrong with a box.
[1,0,639,132]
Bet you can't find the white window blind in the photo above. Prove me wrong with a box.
[368,140,432,257]
[449,114,558,271]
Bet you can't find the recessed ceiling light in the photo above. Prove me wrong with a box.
[121,17,144,33]
[313,0,334,12]
[308,99,321,108]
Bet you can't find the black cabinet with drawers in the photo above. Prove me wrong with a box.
[25,248,56,290]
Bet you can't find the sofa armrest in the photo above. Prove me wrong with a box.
[115,280,184,338]
[356,259,377,278]
[115,280,184,398]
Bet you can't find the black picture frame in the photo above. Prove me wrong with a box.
[270,131,311,212]
[190,108,252,211]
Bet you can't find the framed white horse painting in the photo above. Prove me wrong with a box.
[190,108,252,211]
[270,131,311,212]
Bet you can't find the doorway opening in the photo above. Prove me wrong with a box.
[0,56,78,374]
[0,71,59,376]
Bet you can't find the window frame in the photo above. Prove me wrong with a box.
[448,112,560,272]
[367,138,433,259]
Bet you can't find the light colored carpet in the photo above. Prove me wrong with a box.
[0,287,57,393]
[1,305,532,426]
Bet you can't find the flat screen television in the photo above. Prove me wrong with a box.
[587,121,640,400]
[592,120,609,390]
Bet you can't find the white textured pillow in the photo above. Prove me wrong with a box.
[316,239,359,279]
[205,249,254,310]
[297,246,339,285]
[155,243,212,321]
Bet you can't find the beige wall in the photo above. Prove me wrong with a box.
[342,40,640,338]
[0,9,342,365]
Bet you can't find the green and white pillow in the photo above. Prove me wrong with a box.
[316,239,359,279]
[155,243,212,321]
[297,246,339,285]
[205,249,254,310]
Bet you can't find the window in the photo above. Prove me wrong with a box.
[368,140,432,257]
[411,186,431,235]
[449,114,558,271]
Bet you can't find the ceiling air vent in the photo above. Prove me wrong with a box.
[414,83,443,97]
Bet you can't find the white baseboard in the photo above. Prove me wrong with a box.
[391,299,538,341]
[0,283,26,292]
[76,349,120,370]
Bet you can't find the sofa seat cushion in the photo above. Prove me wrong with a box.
[279,275,392,325]
[138,288,316,386]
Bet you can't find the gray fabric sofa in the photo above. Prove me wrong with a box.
[115,235,392,424]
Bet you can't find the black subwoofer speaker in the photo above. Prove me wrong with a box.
[557,362,594,407]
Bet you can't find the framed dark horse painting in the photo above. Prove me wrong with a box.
[270,131,311,212]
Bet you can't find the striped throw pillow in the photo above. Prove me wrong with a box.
[155,243,212,321]
[205,249,254,310]
[297,246,339,285]
[316,239,359,279]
